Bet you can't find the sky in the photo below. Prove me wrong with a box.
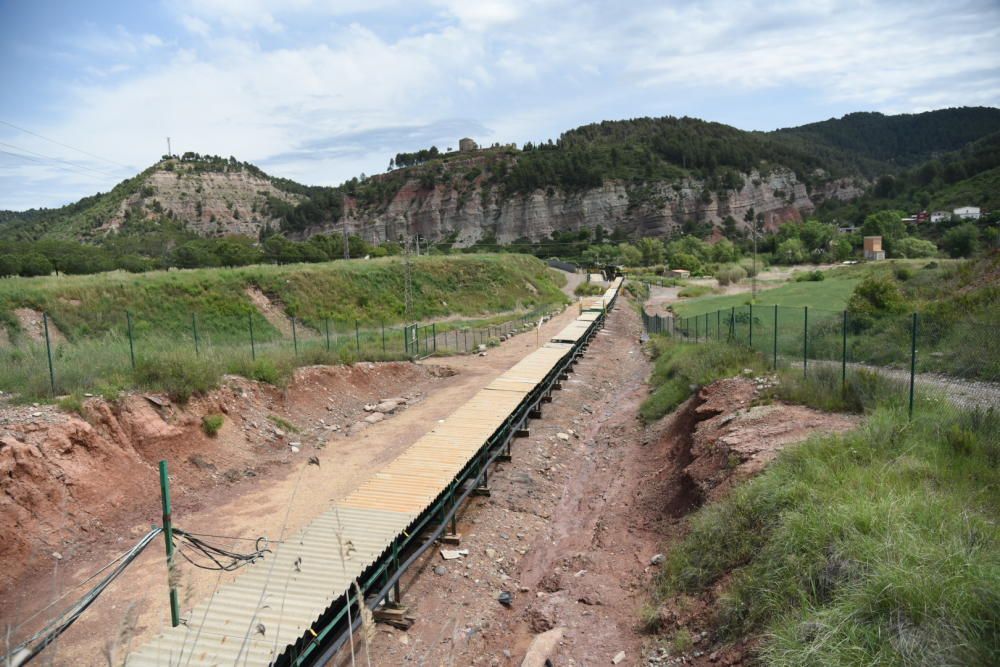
[1,0,998,211]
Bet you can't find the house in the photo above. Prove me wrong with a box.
[863,236,885,261]
[953,206,981,220]
[915,211,929,224]
[458,137,478,152]
[667,268,691,279]
[930,211,950,223]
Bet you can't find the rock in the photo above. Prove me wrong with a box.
[434,565,447,576]
[364,412,385,425]
[556,432,570,442]
[520,627,563,667]
[51,552,62,560]
[477,344,487,352]
[272,427,285,438]
[612,651,626,664]
[650,553,665,565]
[375,400,399,414]
[485,547,498,559]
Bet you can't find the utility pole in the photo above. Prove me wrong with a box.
[166,137,171,158]
[404,237,413,319]
[343,220,350,260]
[415,234,421,256]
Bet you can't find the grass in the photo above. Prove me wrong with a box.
[0,253,566,343]
[646,339,1000,665]
[639,337,764,422]
[267,415,300,433]
[201,414,224,437]
[677,284,717,299]
[0,254,567,400]
[673,269,861,318]
[574,282,604,296]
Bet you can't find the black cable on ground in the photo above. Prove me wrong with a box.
[3,527,162,667]
[171,528,271,571]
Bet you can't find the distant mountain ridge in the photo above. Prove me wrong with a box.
[2,106,998,247]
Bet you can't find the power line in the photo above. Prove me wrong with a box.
[0,119,136,171]
[0,141,121,179]
[0,148,118,181]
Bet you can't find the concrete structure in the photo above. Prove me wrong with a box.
[667,268,691,278]
[953,206,981,220]
[863,236,885,261]
[458,137,478,152]
[930,211,950,223]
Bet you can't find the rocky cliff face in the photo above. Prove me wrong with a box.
[340,168,864,246]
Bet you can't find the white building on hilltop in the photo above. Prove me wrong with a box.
[953,206,981,220]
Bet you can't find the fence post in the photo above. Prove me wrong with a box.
[355,320,360,356]
[909,312,918,419]
[803,306,808,377]
[325,318,331,352]
[248,312,256,360]
[382,320,386,355]
[841,310,848,389]
[432,323,437,353]
[192,313,200,357]
[749,303,753,349]
[126,310,136,370]
[717,310,721,341]
[291,317,298,356]
[43,312,56,396]
[773,305,778,369]
[695,316,699,342]
[729,306,735,342]
[705,312,709,340]
[158,460,181,628]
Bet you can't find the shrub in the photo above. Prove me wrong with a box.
[893,236,937,259]
[678,285,715,298]
[794,270,825,282]
[574,282,604,296]
[846,275,908,329]
[134,352,221,403]
[202,414,224,437]
[715,264,748,286]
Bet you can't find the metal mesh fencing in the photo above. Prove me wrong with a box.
[642,303,1000,416]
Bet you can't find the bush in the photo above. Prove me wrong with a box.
[893,236,937,259]
[134,352,221,402]
[715,264,748,286]
[941,223,980,258]
[793,270,825,282]
[678,285,715,298]
[847,275,908,329]
[574,282,604,296]
[202,414,224,437]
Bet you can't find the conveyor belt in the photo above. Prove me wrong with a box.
[127,280,623,666]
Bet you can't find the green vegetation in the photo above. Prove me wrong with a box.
[651,379,998,664]
[574,282,604,296]
[0,254,567,400]
[639,338,762,422]
[267,415,299,434]
[201,414,224,437]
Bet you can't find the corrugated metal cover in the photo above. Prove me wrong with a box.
[127,284,621,666]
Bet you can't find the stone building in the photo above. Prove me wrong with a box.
[458,137,478,152]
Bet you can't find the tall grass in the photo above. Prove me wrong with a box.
[649,341,1000,665]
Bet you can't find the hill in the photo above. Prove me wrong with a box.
[1,107,997,264]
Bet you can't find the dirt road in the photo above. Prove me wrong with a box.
[354,302,670,666]
[3,305,586,665]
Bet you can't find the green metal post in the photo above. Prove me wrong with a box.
[909,312,918,419]
[695,315,699,342]
[432,323,437,353]
[768,305,775,368]
[158,460,181,627]
[192,313,200,357]
[43,312,56,396]
[126,311,136,370]
[355,320,360,356]
[382,320,386,355]
[729,306,735,342]
[842,310,848,389]
[291,318,299,356]
[325,318,331,352]
[803,306,808,377]
[249,312,256,360]
[749,303,753,349]
[717,310,721,341]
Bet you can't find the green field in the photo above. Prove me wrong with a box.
[0,254,568,400]
[671,270,861,318]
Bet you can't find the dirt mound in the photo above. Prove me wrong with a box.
[683,377,858,501]
[0,361,447,592]
[244,285,294,336]
[13,308,66,344]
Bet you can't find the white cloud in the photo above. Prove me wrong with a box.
[2,0,999,209]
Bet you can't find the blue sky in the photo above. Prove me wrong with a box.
[1,0,998,210]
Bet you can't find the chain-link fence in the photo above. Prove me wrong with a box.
[642,304,1000,414]
[1,305,560,400]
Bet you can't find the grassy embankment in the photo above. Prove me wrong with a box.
[0,254,568,400]
[641,337,999,664]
